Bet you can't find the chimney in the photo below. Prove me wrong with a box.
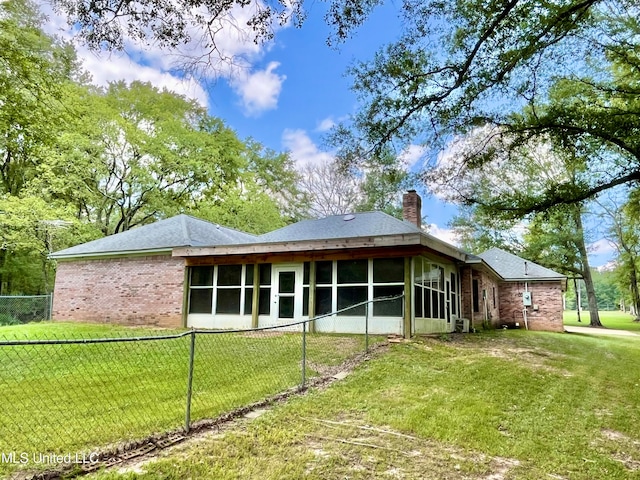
[402,190,422,229]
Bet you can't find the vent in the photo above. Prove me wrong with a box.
[343,214,355,221]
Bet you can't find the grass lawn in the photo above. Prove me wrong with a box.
[0,322,378,477]
[90,330,640,480]
[564,310,640,331]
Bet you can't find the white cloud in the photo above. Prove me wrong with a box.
[80,52,209,106]
[399,144,427,170]
[316,117,336,132]
[589,238,617,255]
[40,0,289,112]
[231,62,286,116]
[282,129,335,168]
[426,223,460,246]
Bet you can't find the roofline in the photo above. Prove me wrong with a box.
[50,248,173,261]
[499,276,567,282]
[173,232,469,261]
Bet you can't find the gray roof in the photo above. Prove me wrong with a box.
[51,215,256,259]
[477,247,566,281]
[257,212,423,243]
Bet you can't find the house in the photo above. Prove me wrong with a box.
[50,191,566,334]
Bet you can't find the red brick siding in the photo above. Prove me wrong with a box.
[53,255,186,328]
[460,267,500,329]
[498,281,564,332]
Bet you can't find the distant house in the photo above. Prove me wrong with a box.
[50,191,566,334]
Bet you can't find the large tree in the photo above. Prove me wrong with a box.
[0,0,82,196]
[327,0,640,217]
[37,81,248,235]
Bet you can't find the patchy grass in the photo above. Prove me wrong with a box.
[0,322,379,477]
[91,330,640,480]
[564,310,640,331]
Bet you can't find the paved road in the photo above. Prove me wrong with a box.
[565,325,640,337]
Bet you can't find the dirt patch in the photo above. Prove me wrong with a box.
[298,416,522,479]
[596,429,640,472]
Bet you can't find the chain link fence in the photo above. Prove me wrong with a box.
[0,295,401,478]
[0,295,53,326]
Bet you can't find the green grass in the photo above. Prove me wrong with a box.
[564,310,640,331]
[90,330,640,480]
[0,322,379,477]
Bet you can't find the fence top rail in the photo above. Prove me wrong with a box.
[0,295,52,299]
[0,294,405,346]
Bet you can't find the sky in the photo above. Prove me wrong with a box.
[41,0,615,266]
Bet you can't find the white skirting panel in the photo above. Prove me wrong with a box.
[187,314,253,330]
[257,315,304,331]
[313,316,403,335]
[414,318,454,334]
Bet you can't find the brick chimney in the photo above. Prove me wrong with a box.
[402,190,422,229]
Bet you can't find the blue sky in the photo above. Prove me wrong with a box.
[42,1,614,265]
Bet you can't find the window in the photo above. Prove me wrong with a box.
[188,267,214,314]
[337,259,368,284]
[216,265,242,314]
[472,279,480,312]
[258,264,272,315]
[413,257,452,320]
[373,258,404,283]
[312,258,404,317]
[188,265,255,315]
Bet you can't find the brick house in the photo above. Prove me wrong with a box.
[51,191,566,334]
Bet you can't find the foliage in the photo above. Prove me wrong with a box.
[0,195,101,293]
[90,333,640,480]
[565,270,622,311]
[0,0,82,196]
[297,149,412,220]
[50,0,305,75]
[0,314,20,326]
[328,0,640,216]
[0,0,303,293]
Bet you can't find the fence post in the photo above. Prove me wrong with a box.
[185,329,196,433]
[365,302,369,354]
[48,293,54,321]
[301,320,307,388]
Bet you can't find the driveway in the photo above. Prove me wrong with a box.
[564,325,640,337]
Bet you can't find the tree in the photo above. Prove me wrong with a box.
[37,81,248,235]
[0,195,100,294]
[297,149,412,219]
[438,133,604,326]
[524,204,602,327]
[298,160,361,217]
[0,0,82,196]
[596,197,640,319]
[50,0,305,73]
[191,143,305,233]
[328,0,640,217]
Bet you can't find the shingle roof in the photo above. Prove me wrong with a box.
[257,211,423,243]
[477,247,566,281]
[50,215,256,259]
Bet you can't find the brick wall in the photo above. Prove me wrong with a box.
[498,281,564,332]
[53,255,186,328]
[460,267,501,329]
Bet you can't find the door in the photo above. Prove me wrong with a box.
[271,265,303,325]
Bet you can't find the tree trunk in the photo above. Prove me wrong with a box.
[627,258,640,321]
[574,211,602,327]
[573,277,581,323]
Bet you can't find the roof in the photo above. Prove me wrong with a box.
[172,211,469,262]
[476,247,566,281]
[50,215,256,259]
[257,211,423,242]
